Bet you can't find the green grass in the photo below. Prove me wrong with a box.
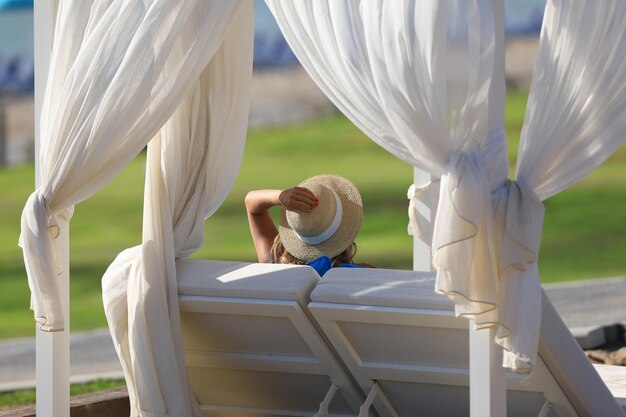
[1,91,625,340]
[0,379,126,408]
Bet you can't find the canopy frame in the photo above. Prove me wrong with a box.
[31,1,626,416]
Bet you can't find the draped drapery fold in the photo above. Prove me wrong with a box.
[267,0,626,373]
[266,0,497,175]
[101,4,254,416]
[19,0,248,332]
[498,0,626,370]
[517,0,626,201]
[20,0,253,415]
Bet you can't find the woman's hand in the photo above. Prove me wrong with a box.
[279,187,319,213]
[245,186,317,263]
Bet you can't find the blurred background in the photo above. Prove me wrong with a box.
[0,0,624,406]
[0,0,547,164]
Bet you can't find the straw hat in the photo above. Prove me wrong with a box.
[279,174,363,262]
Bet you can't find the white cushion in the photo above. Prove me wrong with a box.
[176,259,320,307]
[311,267,454,311]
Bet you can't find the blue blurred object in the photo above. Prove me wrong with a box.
[0,55,33,93]
[0,5,33,94]
[506,0,546,36]
[251,0,546,68]
[0,0,32,11]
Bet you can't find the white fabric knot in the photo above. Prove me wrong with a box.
[493,179,545,372]
[432,146,545,373]
[407,179,440,244]
[19,189,74,331]
[497,180,545,272]
[433,149,498,319]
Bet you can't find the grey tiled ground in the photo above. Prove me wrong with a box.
[543,277,626,329]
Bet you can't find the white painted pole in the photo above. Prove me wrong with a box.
[469,1,507,416]
[412,168,436,272]
[34,2,70,417]
[487,0,506,136]
[410,0,447,274]
[470,325,506,416]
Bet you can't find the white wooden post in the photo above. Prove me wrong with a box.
[412,168,437,272]
[469,1,507,416]
[34,2,69,417]
[470,325,506,416]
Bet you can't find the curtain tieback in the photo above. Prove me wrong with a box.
[432,150,499,318]
[498,179,545,273]
[431,148,546,372]
[494,179,545,372]
[432,152,545,304]
[407,179,440,244]
[19,189,73,331]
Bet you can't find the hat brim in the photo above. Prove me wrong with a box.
[279,175,363,262]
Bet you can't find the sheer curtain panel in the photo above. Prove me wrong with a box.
[518,0,626,198]
[499,0,626,369]
[102,5,254,415]
[19,0,246,332]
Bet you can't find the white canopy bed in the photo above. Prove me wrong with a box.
[22,1,626,416]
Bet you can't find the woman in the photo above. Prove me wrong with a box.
[245,174,368,275]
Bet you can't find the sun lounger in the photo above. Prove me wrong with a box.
[309,267,625,417]
[176,259,364,417]
[177,261,625,416]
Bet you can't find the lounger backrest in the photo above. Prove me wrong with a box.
[176,261,624,417]
[308,267,607,417]
[176,259,364,417]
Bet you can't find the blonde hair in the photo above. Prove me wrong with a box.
[269,234,356,266]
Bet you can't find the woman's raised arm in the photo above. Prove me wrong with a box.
[245,187,318,262]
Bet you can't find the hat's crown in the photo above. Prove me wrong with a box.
[285,183,337,238]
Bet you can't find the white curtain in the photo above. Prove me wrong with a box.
[102,9,254,414]
[266,0,626,372]
[518,0,626,198]
[19,0,246,331]
[20,0,253,415]
[498,0,626,369]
